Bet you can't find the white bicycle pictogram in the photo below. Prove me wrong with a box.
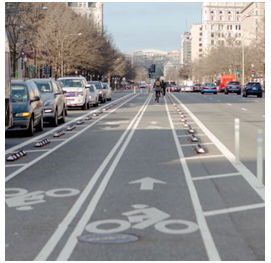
[86,204,199,235]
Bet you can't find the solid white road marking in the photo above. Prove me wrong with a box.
[165,98,221,261]
[5,94,133,155]
[171,93,265,201]
[5,95,139,183]
[34,94,152,261]
[180,142,214,147]
[5,164,26,168]
[55,94,152,261]
[192,173,241,181]
[241,108,247,111]
[204,203,265,217]
[184,155,224,161]
[227,103,232,106]
[129,177,166,190]
[177,134,206,138]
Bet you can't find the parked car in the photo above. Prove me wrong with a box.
[201,82,217,94]
[103,83,112,101]
[193,83,202,92]
[58,76,90,110]
[88,84,99,107]
[8,79,44,136]
[224,81,241,95]
[88,81,106,103]
[242,82,263,98]
[139,84,146,89]
[179,85,186,92]
[32,78,67,126]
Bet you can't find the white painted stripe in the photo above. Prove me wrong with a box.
[263,115,265,118]
[227,103,232,106]
[171,93,265,201]
[6,94,139,183]
[55,94,153,261]
[241,108,247,111]
[204,203,265,217]
[184,155,224,161]
[180,142,214,147]
[5,164,26,167]
[192,172,241,181]
[5,94,133,155]
[165,98,221,261]
[10,149,49,153]
[34,94,152,261]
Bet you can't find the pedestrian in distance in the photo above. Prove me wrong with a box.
[161,80,166,97]
[153,77,162,103]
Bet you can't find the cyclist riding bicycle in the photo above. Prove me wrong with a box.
[153,78,162,102]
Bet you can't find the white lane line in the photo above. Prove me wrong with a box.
[34,94,152,261]
[171,93,265,201]
[227,103,232,106]
[192,172,241,181]
[165,98,221,261]
[184,155,224,161]
[263,115,265,118]
[10,149,49,153]
[55,95,153,261]
[241,108,247,111]
[35,139,66,142]
[5,164,26,167]
[5,94,133,155]
[180,142,214,147]
[204,203,265,217]
[6,94,139,183]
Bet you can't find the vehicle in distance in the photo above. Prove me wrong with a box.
[216,74,235,93]
[243,82,263,98]
[103,83,112,101]
[193,83,202,92]
[224,81,241,95]
[184,86,193,92]
[8,79,44,136]
[201,82,217,94]
[172,85,180,92]
[32,78,67,126]
[58,77,90,110]
[88,84,99,107]
[88,81,106,103]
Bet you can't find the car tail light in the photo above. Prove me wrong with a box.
[203,87,207,89]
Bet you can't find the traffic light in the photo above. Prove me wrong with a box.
[251,69,255,78]
[150,64,156,73]
[148,71,152,78]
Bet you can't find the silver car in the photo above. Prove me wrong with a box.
[88,84,99,107]
[103,83,112,101]
[33,78,67,126]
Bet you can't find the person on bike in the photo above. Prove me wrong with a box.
[153,78,162,102]
[161,80,166,97]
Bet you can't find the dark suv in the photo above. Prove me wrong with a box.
[225,81,241,95]
[243,82,263,98]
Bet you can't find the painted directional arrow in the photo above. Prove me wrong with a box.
[129,177,166,190]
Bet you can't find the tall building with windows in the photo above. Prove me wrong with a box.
[191,23,203,62]
[241,2,265,46]
[201,2,246,54]
[180,31,191,65]
[66,2,103,35]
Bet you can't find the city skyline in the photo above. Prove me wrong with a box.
[103,2,202,54]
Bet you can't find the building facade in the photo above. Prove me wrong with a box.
[191,24,203,62]
[66,2,103,35]
[180,31,191,65]
[241,2,265,46]
[201,2,246,54]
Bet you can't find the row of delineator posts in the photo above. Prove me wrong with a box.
[235,119,264,188]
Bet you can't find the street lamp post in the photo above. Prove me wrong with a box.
[61,33,82,77]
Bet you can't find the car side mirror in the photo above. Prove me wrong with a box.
[30,96,40,103]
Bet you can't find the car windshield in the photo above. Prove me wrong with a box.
[35,82,52,93]
[89,86,95,92]
[205,83,215,87]
[59,79,84,88]
[89,82,101,89]
[228,82,239,85]
[11,84,28,101]
[103,83,108,89]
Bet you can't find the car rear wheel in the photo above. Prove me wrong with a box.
[59,108,66,124]
[51,109,58,127]
[36,115,44,132]
[258,94,262,98]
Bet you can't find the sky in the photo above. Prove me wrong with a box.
[103,2,203,54]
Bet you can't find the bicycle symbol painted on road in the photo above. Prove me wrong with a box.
[86,204,199,235]
[5,188,80,211]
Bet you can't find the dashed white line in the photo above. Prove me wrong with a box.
[241,108,247,111]
[227,103,232,106]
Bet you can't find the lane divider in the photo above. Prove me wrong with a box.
[6,150,27,162]
[53,130,65,138]
[35,139,50,147]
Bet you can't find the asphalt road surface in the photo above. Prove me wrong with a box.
[5,89,265,261]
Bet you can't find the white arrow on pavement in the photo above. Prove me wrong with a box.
[129,177,166,190]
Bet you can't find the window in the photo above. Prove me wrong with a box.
[211,33,214,37]
[199,43,202,47]
[228,16,231,21]
[199,38,202,41]
[227,25,229,30]
[218,33,220,37]
[220,16,223,21]
[79,2,82,7]
[211,40,214,45]
[199,49,202,52]
[200,33,202,36]
[211,16,214,20]
[239,25,241,30]
[236,25,238,30]
[230,25,232,30]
